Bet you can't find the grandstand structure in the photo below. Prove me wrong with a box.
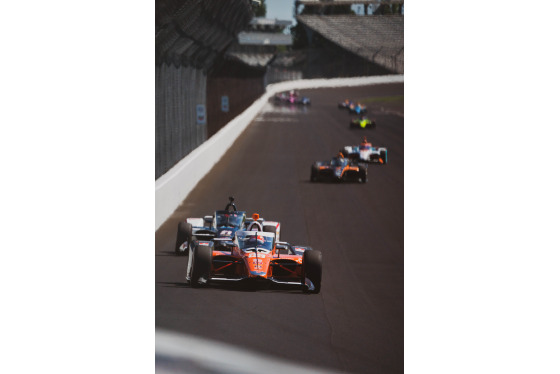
[227,18,293,68]
[279,0,403,78]
[297,14,403,73]
[155,0,253,69]
[155,0,254,179]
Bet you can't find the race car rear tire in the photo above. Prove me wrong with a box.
[175,222,192,255]
[191,245,212,288]
[359,168,367,183]
[303,250,322,293]
[380,150,387,164]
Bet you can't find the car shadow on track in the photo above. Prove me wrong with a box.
[157,281,312,295]
[157,282,190,288]
[303,179,366,184]
[156,251,178,256]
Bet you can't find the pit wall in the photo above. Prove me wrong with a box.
[155,74,404,230]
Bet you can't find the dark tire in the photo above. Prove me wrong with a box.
[380,150,387,164]
[175,222,192,255]
[310,167,318,182]
[191,245,212,288]
[303,250,322,293]
[360,168,367,183]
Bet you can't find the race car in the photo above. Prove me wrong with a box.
[341,139,388,164]
[338,99,353,109]
[310,154,367,183]
[186,229,322,293]
[273,90,311,105]
[175,197,281,255]
[350,116,376,129]
[348,102,367,115]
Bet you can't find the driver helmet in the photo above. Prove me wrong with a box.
[247,235,265,245]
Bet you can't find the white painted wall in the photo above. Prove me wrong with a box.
[155,75,404,230]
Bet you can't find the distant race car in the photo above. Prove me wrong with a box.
[274,90,310,105]
[175,197,281,255]
[342,139,388,164]
[348,102,367,115]
[338,99,353,109]
[185,229,322,293]
[350,117,376,129]
[310,155,367,183]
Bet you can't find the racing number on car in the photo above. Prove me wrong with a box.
[219,230,233,237]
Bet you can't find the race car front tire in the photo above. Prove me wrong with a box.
[310,167,318,182]
[191,245,212,288]
[175,222,193,255]
[303,250,322,293]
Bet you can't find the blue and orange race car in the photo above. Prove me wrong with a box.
[338,99,353,109]
[185,226,322,293]
[310,154,367,183]
[175,197,281,255]
[348,102,367,115]
[339,100,367,114]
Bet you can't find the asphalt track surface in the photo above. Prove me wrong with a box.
[155,83,404,374]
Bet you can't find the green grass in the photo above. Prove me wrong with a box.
[358,95,404,105]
